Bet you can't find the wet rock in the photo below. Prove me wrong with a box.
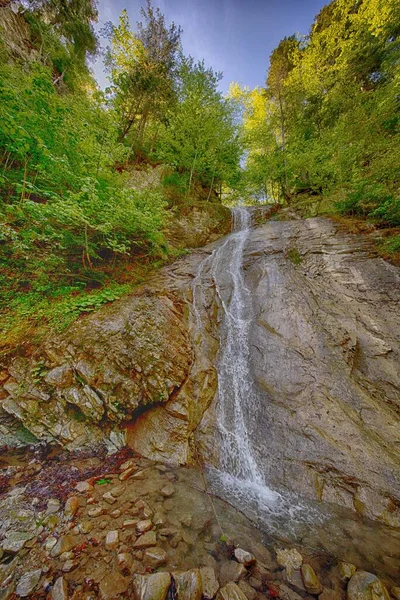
[347,571,390,600]
[287,569,306,593]
[133,531,157,549]
[161,484,175,497]
[219,561,247,587]
[301,564,323,595]
[65,496,79,519]
[132,572,171,600]
[276,549,303,575]
[234,548,256,566]
[16,570,42,597]
[217,582,248,600]
[143,547,167,568]
[2,532,33,553]
[98,571,130,600]
[51,576,68,600]
[238,581,257,600]
[173,569,202,600]
[339,562,357,581]
[200,567,219,600]
[105,531,119,550]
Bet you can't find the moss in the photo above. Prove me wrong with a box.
[286,247,302,265]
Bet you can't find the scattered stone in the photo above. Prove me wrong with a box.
[153,513,166,526]
[136,520,153,534]
[0,583,15,600]
[301,564,323,595]
[79,521,94,534]
[143,547,167,568]
[234,548,256,566]
[98,571,130,600]
[16,570,42,597]
[105,531,119,550]
[158,527,178,537]
[173,570,202,600]
[51,576,68,600]
[200,567,219,600]
[119,467,136,481]
[131,471,146,480]
[120,460,135,471]
[161,484,175,497]
[64,497,79,520]
[62,560,78,573]
[219,561,247,587]
[163,499,175,511]
[338,562,357,581]
[111,509,122,518]
[88,507,104,518]
[217,582,248,600]
[75,481,93,493]
[45,537,58,552]
[238,581,257,600]
[50,535,83,558]
[103,492,117,505]
[319,588,342,600]
[123,519,139,529]
[2,532,33,553]
[278,583,304,600]
[110,485,125,498]
[248,577,263,592]
[133,531,157,549]
[46,499,62,515]
[276,548,303,575]
[117,553,133,570]
[59,552,74,562]
[347,571,390,600]
[132,572,171,600]
[287,569,306,593]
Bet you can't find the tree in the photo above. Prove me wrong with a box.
[105,2,182,149]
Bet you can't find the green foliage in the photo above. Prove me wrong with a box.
[286,248,302,265]
[239,0,400,228]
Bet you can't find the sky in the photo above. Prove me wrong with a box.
[93,0,328,93]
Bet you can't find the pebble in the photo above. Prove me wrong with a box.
[51,576,68,600]
[103,492,117,505]
[62,560,78,573]
[79,521,94,534]
[105,530,119,550]
[45,537,58,552]
[110,485,125,498]
[123,519,139,529]
[338,561,357,581]
[120,459,135,471]
[46,499,61,515]
[50,535,78,558]
[234,548,256,566]
[136,520,153,534]
[276,548,303,574]
[301,564,323,595]
[143,547,167,568]
[117,553,133,570]
[111,509,122,518]
[16,570,42,598]
[75,481,93,493]
[219,561,247,587]
[133,531,157,549]
[64,496,79,519]
[347,571,390,600]
[173,569,202,600]
[2,532,33,553]
[238,580,257,600]
[88,506,104,517]
[161,484,175,497]
[119,467,136,481]
[59,551,74,562]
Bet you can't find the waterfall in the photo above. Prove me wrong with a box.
[193,206,283,519]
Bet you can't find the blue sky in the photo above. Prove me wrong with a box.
[93,0,328,92]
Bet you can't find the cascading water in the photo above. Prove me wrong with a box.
[193,206,289,526]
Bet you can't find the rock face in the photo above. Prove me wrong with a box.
[197,217,400,527]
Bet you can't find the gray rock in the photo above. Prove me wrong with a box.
[133,531,157,549]
[217,582,248,600]
[2,532,33,553]
[132,573,171,600]
[234,548,256,566]
[200,567,219,600]
[16,570,42,597]
[347,571,390,600]
[173,570,202,600]
[50,576,68,600]
[219,561,247,587]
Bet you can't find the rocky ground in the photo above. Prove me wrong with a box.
[1,448,398,600]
